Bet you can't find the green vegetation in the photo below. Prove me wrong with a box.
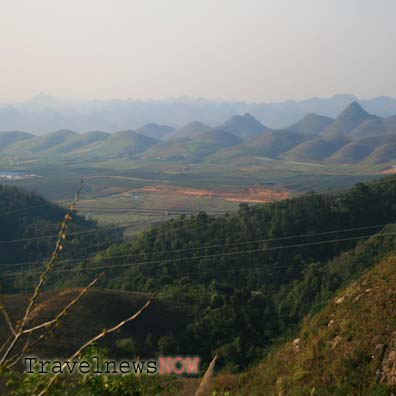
[3,348,181,396]
[166,121,210,140]
[7,130,78,155]
[3,175,396,394]
[2,102,396,168]
[0,289,184,358]
[224,254,396,395]
[284,136,348,162]
[136,123,175,139]
[4,177,395,368]
[288,113,333,135]
[0,184,122,291]
[0,131,34,149]
[218,113,268,139]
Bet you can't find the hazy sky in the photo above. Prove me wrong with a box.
[1,0,395,102]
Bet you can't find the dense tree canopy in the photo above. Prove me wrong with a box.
[2,177,396,369]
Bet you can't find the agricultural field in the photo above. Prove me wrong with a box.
[0,155,383,236]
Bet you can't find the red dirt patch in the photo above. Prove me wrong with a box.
[380,166,396,175]
[133,184,289,203]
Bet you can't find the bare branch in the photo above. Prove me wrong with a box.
[23,274,103,335]
[0,333,22,368]
[0,335,12,357]
[0,180,84,367]
[19,179,84,332]
[35,298,153,396]
[0,297,16,336]
[6,333,32,369]
[5,275,103,369]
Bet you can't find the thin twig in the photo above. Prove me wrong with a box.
[19,180,84,330]
[6,275,103,369]
[35,298,153,396]
[6,333,32,369]
[0,297,16,336]
[0,180,84,367]
[23,274,103,334]
[0,335,12,357]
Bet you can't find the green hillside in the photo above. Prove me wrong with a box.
[0,185,121,291]
[328,135,396,164]
[211,106,376,163]
[209,130,306,162]
[85,130,158,158]
[196,128,241,146]
[384,115,396,132]
[141,137,194,160]
[3,177,396,395]
[7,129,77,155]
[3,130,157,159]
[166,121,210,139]
[288,113,334,135]
[328,141,374,163]
[230,253,396,395]
[43,176,396,369]
[283,136,347,161]
[364,143,396,165]
[0,131,34,150]
[1,103,396,166]
[136,123,175,139]
[143,129,240,161]
[219,113,269,140]
[0,288,184,358]
[323,102,380,136]
[348,117,387,138]
[46,130,109,154]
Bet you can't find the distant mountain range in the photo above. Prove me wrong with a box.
[1,101,396,166]
[2,94,396,134]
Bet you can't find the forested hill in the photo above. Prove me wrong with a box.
[3,177,396,372]
[0,185,121,291]
[228,254,396,395]
[47,175,396,370]
[103,176,396,292]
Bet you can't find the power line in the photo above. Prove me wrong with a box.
[0,222,392,269]
[78,207,226,215]
[1,229,395,279]
[0,221,139,244]
[0,233,130,268]
[1,174,395,247]
[0,202,64,217]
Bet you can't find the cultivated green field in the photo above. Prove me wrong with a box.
[0,155,383,235]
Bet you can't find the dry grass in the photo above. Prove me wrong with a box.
[222,255,396,395]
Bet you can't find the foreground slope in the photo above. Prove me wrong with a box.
[0,288,184,358]
[232,254,396,395]
[4,178,396,373]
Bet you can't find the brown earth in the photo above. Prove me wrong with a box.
[0,288,187,358]
[380,166,396,174]
[132,184,289,203]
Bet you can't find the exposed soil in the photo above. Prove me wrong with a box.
[132,184,289,203]
[380,166,396,174]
